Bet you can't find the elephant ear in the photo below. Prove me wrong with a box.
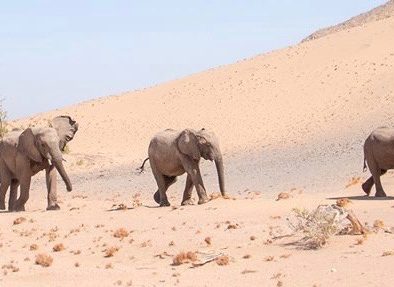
[51,115,79,150]
[177,129,201,161]
[18,128,43,162]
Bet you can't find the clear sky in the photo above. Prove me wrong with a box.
[0,0,387,119]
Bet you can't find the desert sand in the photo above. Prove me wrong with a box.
[1,2,394,286]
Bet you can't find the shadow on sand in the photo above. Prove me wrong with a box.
[327,195,394,201]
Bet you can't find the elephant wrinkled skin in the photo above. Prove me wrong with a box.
[362,127,394,197]
[0,116,78,211]
[145,128,226,207]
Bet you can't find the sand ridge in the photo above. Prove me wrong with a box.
[2,2,394,286]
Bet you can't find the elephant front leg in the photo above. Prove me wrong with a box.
[12,175,31,212]
[46,165,60,210]
[181,174,194,206]
[0,179,10,210]
[186,166,209,205]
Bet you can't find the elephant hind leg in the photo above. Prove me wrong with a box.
[0,177,11,210]
[362,170,387,196]
[152,173,177,206]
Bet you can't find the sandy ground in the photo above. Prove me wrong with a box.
[2,3,394,287]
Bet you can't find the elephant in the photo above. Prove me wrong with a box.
[142,128,226,207]
[362,127,394,197]
[0,116,78,211]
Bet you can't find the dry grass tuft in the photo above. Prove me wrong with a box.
[13,217,26,225]
[113,228,129,239]
[53,243,65,252]
[29,244,38,251]
[215,255,230,266]
[172,251,197,266]
[104,246,120,257]
[35,254,53,267]
[1,264,19,272]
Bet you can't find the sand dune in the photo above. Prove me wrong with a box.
[2,2,394,286]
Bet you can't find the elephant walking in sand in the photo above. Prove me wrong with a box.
[0,116,78,211]
[362,127,394,197]
[142,128,226,207]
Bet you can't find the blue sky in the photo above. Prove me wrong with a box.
[0,0,387,119]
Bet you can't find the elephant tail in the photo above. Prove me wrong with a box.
[137,157,150,173]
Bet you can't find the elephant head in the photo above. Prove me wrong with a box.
[177,129,226,197]
[51,115,79,151]
[18,128,72,191]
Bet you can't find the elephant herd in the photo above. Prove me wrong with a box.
[0,115,393,212]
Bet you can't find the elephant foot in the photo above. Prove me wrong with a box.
[159,201,171,207]
[11,205,25,212]
[47,204,61,211]
[198,197,210,205]
[361,183,372,196]
[181,198,194,206]
[375,191,387,198]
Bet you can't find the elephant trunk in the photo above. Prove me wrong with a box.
[214,153,226,197]
[50,148,72,192]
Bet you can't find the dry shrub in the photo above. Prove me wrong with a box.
[172,251,197,266]
[113,228,129,239]
[104,246,119,257]
[215,255,230,266]
[29,244,38,251]
[288,206,348,249]
[13,217,26,225]
[204,237,212,245]
[53,243,65,252]
[35,254,53,267]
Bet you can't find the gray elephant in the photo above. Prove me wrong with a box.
[142,128,226,207]
[362,127,394,197]
[0,116,78,211]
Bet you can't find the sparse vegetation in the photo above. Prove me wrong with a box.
[113,228,129,239]
[172,251,197,266]
[53,243,65,252]
[104,246,119,257]
[288,206,349,249]
[35,254,53,267]
[215,255,230,266]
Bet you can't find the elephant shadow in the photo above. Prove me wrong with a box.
[327,196,394,201]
